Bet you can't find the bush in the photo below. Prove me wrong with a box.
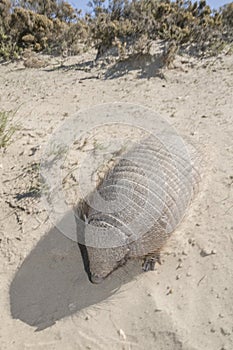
[0,0,19,60]
[0,0,232,64]
[0,0,85,59]
[87,0,225,61]
[221,2,233,41]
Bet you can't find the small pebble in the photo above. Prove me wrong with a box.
[176,262,183,269]
[188,238,195,246]
[118,329,127,340]
[154,308,162,312]
[186,272,192,277]
[68,303,77,311]
[166,288,173,295]
[220,327,231,336]
[200,248,214,257]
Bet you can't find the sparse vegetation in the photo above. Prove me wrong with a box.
[0,0,232,66]
[0,0,85,59]
[221,2,233,42]
[0,111,19,148]
[87,0,229,64]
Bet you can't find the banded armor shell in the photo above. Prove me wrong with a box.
[83,136,200,283]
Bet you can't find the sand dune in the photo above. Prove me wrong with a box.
[0,51,232,349]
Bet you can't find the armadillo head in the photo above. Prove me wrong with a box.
[86,245,128,284]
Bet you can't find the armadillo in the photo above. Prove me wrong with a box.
[81,136,200,284]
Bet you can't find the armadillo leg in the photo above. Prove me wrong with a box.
[142,252,161,272]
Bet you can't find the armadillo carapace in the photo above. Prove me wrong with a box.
[82,136,200,283]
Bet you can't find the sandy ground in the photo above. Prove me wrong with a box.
[0,49,233,349]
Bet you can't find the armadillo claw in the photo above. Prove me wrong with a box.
[142,253,161,272]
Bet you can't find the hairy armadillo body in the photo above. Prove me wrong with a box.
[82,136,200,283]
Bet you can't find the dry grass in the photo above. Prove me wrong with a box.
[0,110,19,148]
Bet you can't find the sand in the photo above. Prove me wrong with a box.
[0,49,232,349]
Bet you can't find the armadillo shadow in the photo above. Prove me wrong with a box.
[9,210,141,331]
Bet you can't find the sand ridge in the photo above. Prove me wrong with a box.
[0,51,232,349]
